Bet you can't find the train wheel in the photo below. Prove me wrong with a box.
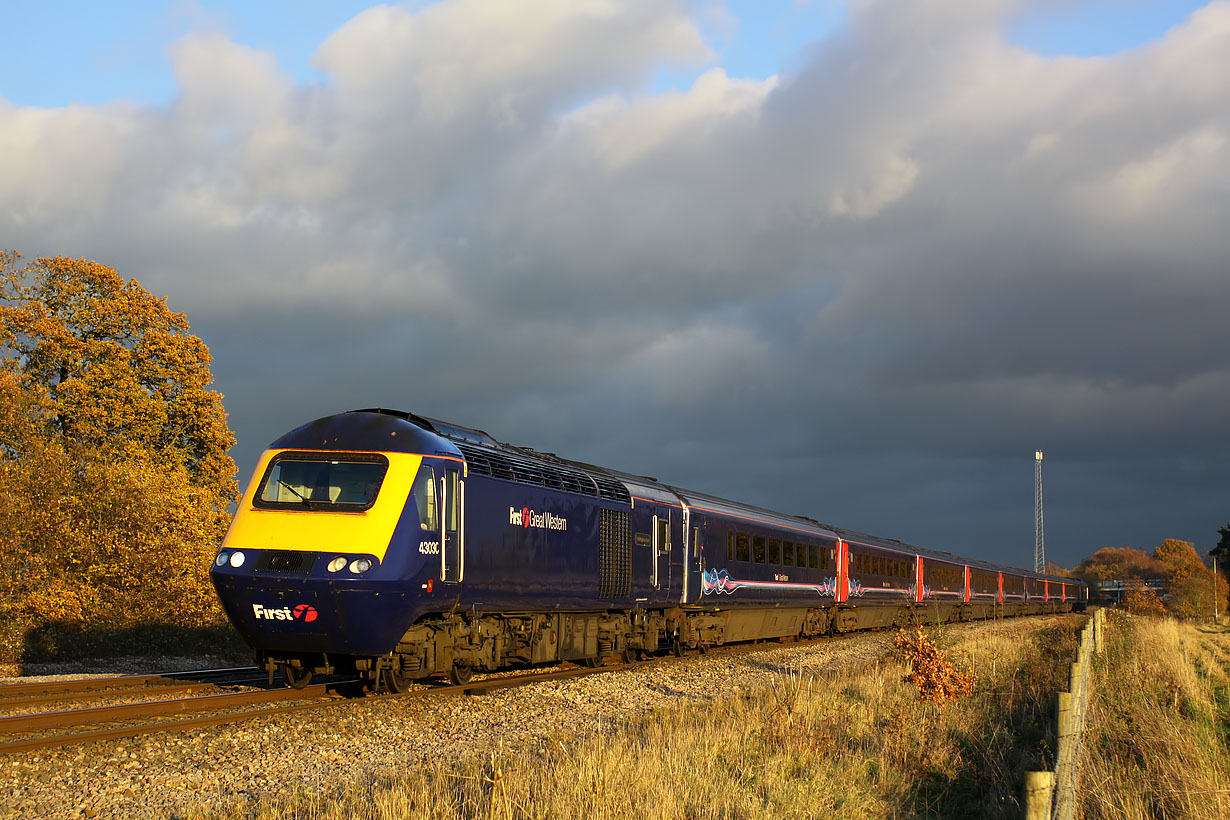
[382,668,415,694]
[622,647,640,664]
[579,656,601,668]
[672,639,685,657]
[283,665,313,690]
[449,663,474,685]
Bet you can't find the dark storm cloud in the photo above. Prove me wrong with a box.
[2,0,1229,567]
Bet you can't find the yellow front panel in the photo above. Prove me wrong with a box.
[223,450,425,561]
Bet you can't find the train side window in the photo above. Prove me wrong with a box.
[412,466,438,531]
[657,516,670,554]
[782,542,794,566]
[768,539,781,564]
[810,543,819,569]
[736,533,750,562]
[753,536,766,563]
[727,531,735,562]
[693,527,700,559]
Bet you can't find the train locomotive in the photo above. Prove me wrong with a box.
[210,408,1086,692]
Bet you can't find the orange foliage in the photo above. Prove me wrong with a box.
[1122,584,1167,617]
[1076,546,1165,581]
[893,626,976,704]
[1153,539,1226,620]
[0,252,237,634]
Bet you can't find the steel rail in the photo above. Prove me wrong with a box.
[0,683,331,735]
[0,667,260,699]
[0,679,259,710]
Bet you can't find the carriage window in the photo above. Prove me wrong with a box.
[783,542,794,566]
[736,533,751,562]
[657,516,670,554]
[753,536,766,563]
[255,452,388,512]
[811,544,820,569]
[768,539,781,564]
[727,531,735,562]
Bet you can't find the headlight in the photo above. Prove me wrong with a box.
[215,552,229,567]
[348,558,373,574]
[327,557,347,573]
[229,551,246,568]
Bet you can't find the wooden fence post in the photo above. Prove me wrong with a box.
[1025,770,1054,820]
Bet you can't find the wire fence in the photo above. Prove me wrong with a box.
[1024,607,1105,820]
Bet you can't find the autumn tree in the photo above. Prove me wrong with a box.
[0,253,237,644]
[1122,584,1167,617]
[1153,539,1227,621]
[1075,546,1165,582]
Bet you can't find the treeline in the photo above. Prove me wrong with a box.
[1072,537,1228,619]
[0,252,237,659]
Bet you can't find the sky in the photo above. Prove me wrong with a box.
[1,0,1227,571]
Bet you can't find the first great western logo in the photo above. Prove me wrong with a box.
[508,506,567,531]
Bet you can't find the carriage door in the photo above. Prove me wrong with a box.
[651,509,672,594]
[440,466,464,583]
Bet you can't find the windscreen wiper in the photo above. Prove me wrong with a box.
[278,480,315,509]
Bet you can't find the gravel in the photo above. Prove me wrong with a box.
[0,619,1050,819]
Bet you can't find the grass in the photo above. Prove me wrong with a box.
[194,616,1081,820]
[1080,613,1230,819]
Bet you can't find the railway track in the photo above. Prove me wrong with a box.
[0,666,267,708]
[0,616,1068,755]
[0,657,658,754]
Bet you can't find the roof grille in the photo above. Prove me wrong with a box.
[455,443,630,504]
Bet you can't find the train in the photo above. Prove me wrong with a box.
[210,408,1086,692]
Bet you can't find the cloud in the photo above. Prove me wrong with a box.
[2,0,1229,565]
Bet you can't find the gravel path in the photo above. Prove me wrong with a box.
[0,618,1056,820]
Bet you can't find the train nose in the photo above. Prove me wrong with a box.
[212,572,420,656]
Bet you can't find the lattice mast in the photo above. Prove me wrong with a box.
[1034,450,1046,573]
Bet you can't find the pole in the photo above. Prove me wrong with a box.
[1034,451,1046,574]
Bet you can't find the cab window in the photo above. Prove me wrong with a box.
[254,452,387,512]
[413,465,438,530]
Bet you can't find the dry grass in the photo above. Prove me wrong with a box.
[195,618,1081,820]
[1081,614,1230,820]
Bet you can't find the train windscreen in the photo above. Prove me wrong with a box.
[253,452,388,511]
